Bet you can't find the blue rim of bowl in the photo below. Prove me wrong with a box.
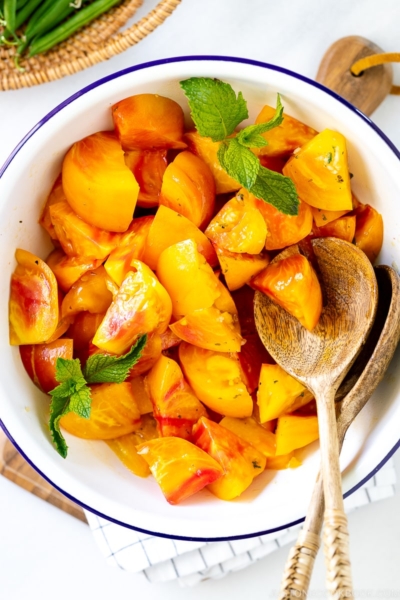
[1,55,400,542]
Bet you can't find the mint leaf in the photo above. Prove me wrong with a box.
[55,357,84,383]
[69,386,92,419]
[180,77,248,142]
[83,335,147,384]
[250,165,299,215]
[237,94,284,148]
[49,394,70,459]
[217,139,259,189]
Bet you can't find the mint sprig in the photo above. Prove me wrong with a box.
[180,80,298,215]
[180,77,248,142]
[48,335,147,458]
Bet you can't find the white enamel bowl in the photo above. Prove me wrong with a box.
[1,57,400,541]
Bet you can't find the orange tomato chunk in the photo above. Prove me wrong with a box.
[136,437,223,505]
[283,129,352,211]
[107,415,158,478]
[60,382,141,440]
[112,94,186,151]
[179,342,253,418]
[50,200,119,260]
[160,151,216,229]
[19,338,73,394]
[62,131,139,232]
[205,193,267,254]
[61,266,113,319]
[143,206,217,270]
[156,239,220,319]
[10,249,59,345]
[124,150,167,207]
[354,204,384,263]
[215,245,270,291]
[104,216,154,285]
[146,355,207,440]
[275,415,319,455]
[93,261,172,354]
[251,254,323,331]
[46,248,102,293]
[184,130,241,194]
[193,417,266,500]
[249,193,313,251]
[170,306,243,353]
[219,416,276,457]
[254,105,317,157]
[257,364,313,422]
[39,174,66,241]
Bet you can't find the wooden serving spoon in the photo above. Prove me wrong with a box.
[254,237,378,598]
[278,265,400,598]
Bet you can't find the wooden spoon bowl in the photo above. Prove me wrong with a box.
[254,237,379,598]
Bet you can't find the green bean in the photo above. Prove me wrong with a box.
[25,0,78,41]
[2,0,42,38]
[3,0,17,34]
[29,0,123,57]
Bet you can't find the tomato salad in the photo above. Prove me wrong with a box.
[8,80,384,504]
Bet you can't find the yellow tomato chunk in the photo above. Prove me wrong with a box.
[156,239,220,319]
[179,342,253,418]
[170,307,243,352]
[266,452,302,470]
[215,246,270,291]
[219,416,276,457]
[60,382,141,440]
[137,437,223,505]
[283,129,352,211]
[143,206,217,270]
[193,417,266,501]
[107,415,158,477]
[275,415,319,455]
[257,364,313,422]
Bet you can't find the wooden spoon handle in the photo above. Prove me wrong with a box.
[323,508,352,596]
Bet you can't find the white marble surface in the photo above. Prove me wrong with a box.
[1,0,400,597]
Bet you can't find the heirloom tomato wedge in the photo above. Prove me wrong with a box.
[39,174,66,241]
[219,416,276,458]
[136,437,224,505]
[93,261,172,355]
[20,338,73,394]
[254,104,317,157]
[61,266,114,318]
[46,248,102,293]
[107,415,158,478]
[193,417,266,501]
[275,415,319,456]
[215,245,270,291]
[205,193,267,254]
[112,94,186,151]
[10,249,59,345]
[62,131,139,232]
[252,254,323,331]
[160,151,216,229]
[146,355,207,440]
[354,203,384,263]
[124,150,167,207]
[257,364,313,423]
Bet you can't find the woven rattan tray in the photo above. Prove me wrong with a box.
[0,0,181,91]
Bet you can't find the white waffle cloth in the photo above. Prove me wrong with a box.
[85,459,396,588]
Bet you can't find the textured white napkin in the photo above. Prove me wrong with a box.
[84,458,396,587]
